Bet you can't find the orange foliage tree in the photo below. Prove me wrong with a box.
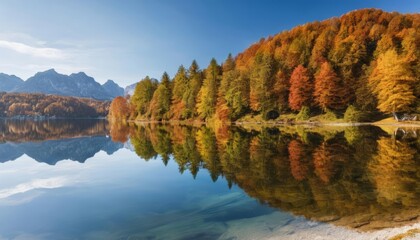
[314,62,348,111]
[109,96,130,120]
[288,65,312,111]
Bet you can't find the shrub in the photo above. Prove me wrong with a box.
[344,105,363,122]
[296,106,310,121]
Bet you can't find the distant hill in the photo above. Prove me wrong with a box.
[0,69,125,100]
[124,82,137,96]
[103,79,124,98]
[0,73,24,91]
[0,92,110,118]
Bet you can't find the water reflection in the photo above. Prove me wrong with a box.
[0,120,418,236]
[0,119,123,164]
[111,122,420,231]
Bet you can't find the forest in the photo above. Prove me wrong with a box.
[0,92,110,118]
[109,122,420,231]
[109,9,419,123]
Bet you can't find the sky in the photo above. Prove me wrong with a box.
[0,0,418,87]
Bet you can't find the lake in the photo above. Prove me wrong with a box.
[0,119,418,240]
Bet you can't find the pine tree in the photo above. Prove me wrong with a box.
[150,72,171,120]
[131,76,158,117]
[225,72,249,120]
[196,58,221,119]
[249,54,276,119]
[273,70,290,113]
[183,60,202,119]
[170,65,189,119]
[217,54,236,121]
[309,28,336,70]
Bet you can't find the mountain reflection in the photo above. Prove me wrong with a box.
[111,122,420,231]
[0,119,123,164]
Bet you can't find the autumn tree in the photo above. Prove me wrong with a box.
[330,36,367,103]
[288,65,312,111]
[183,60,202,119]
[170,66,189,120]
[355,65,377,112]
[286,37,309,70]
[8,103,32,116]
[401,28,420,110]
[225,71,249,120]
[272,70,290,113]
[369,49,416,118]
[149,72,172,120]
[109,96,130,120]
[217,54,236,121]
[131,76,158,117]
[249,54,277,119]
[314,61,348,111]
[196,58,221,119]
[309,28,336,70]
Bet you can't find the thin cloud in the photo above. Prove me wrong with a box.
[0,40,66,59]
[0,177,69,199]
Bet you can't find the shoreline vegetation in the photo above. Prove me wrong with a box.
[108,9,419,126]
[115,117,420,128]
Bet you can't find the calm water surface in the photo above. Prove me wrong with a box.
[0,119,418,239]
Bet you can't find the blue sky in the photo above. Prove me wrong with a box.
[0,0,418,87]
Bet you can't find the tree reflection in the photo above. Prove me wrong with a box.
[288,139,309,181]
[110,121,420,231]
[368,137,418,207]
[130,125,157,161]
[109,121,130,143]
[0,119,109,142]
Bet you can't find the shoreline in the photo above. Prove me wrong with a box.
[121,119,420,128]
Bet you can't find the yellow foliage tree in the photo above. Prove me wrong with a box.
[369,49,416,117]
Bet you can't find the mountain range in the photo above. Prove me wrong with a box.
[0,69,131,100]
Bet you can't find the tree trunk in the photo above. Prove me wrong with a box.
[392,112,400,121]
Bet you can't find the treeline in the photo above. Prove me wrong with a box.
[0,92,110,118]
[110,123,420,230]
[110,9,419,122]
